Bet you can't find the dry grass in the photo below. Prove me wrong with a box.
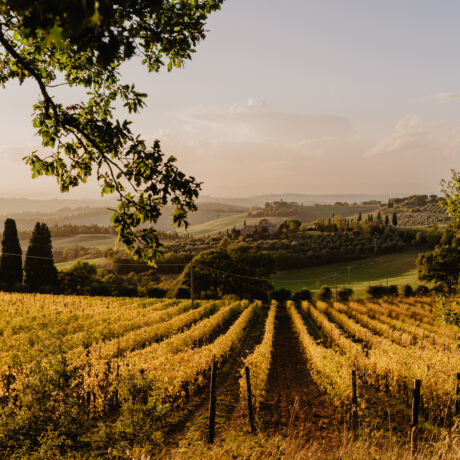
[126,422,459,460]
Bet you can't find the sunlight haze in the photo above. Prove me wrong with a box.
[0,0,459,199]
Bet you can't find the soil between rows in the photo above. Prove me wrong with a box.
[259,305,341,441]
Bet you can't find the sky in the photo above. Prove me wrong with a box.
[0,0,460,199]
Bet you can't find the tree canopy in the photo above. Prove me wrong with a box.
[24,222,58,291]
[0,218,22,289]
[0,1,224,262]
[441,169,460,226]
[417,227,459,294]
[170,243,275,300]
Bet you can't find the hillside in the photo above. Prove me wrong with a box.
[367,195,453,227]
[248,201,379,222]
[178,202,381,235]
[198,193,394,207]
[273,250,422,296]
[0,201,247,231]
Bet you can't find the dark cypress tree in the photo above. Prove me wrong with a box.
[0,218,23,289]
[358,212,362,222]
[392,212,398,226]
[385,215,390,226]
[24,223,58,291]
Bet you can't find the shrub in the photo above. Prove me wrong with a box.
[292,288,313,305]
[366,285,387,299]
[317,286,333,302]
[270,288,292,303]
[387,285,399,297]
[337,287,354,302]
[415,285,430,297]
[175,286,191,299]
[431,284,446,295]
[142,286,167,298]
[403,285,415,298]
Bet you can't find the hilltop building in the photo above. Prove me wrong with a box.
[240,218,277,236]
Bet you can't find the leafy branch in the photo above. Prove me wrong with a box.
[0,1,223,262]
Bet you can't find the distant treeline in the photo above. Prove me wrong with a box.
[13,224,182,240]
[141,225,440,273]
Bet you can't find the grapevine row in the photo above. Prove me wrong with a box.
[239,301,277,415]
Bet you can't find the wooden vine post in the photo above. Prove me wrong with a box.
[208,358,217,444]
[351,369,358,432]
[456,372,460,416]
[190,261,194,309]
[245,366,256,433]
[410,379,421,456]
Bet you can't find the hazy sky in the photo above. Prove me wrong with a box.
[1,0,460,199]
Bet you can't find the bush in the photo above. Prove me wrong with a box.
[142,286,167,298]
[415,285,430,296]
[317,286,332,302]
[387,285,399,297]
[292,288,313,305]
[431,284,446,295]
[403,285,415,298]
[337,287,354,302]
[366,285,387,299]
[175,286,191,299]
[270,288,292,303]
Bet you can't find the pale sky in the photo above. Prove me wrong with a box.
[0,0,460,199]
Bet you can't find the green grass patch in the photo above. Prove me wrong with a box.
[273,250,426,297]
[56,257,109,270]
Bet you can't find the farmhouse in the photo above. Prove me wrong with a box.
[240,218,277,236]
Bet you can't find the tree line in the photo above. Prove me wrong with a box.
[0,219,58,292]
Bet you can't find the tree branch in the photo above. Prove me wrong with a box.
[0,26,59,121]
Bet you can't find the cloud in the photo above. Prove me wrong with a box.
[178,98,353,144]
[154,103,455,196]
[1,102,454,198]
[366,114,460,158]
[435,92,460,104]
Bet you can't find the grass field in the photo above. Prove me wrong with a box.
[55,257,109,270]
[273,250,424,296]
[178,213,286,235]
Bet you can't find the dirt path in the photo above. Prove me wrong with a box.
[259,305,341,440]
[163,310,267,448]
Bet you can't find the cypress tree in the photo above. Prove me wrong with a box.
[358,212,362,222]
[385,215,390,226]
[0,218,23,289]
[24,223,58,291]
[392,212,398,226]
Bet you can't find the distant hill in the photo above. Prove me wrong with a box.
[247,201,379,223]
[198,193,399,208]
[372,195,453,227]
[0,197,117,213]
[178,203,380,236]
[0,200,247,231]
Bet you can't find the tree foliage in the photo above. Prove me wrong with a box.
[337,287,353,302]
[0,1,223,262]
[270,288,292,303]
[171,243,275,300]
[441,169,460,226]
[317,285,332,302]
[292,288,313,305]
[24,222,58,291]
[417,227,460,294]
[0,218,22,289]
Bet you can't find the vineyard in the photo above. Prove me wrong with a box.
[0,293,458,458]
